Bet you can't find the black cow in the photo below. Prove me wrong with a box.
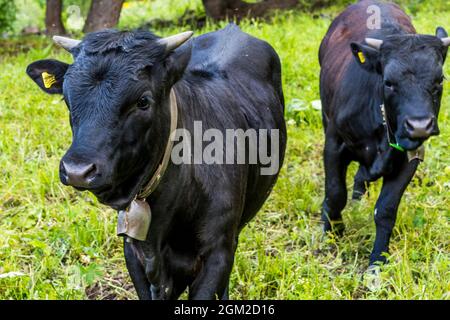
[26,25,286,299]
[319,0,449,268]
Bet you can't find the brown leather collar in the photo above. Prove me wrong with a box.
[138,88,178,199]
[117,89,178,241]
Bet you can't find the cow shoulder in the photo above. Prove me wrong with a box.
[186,24,278,82]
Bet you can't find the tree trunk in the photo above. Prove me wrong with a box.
[83,0,125,33]
[202,0,228,19]
[202,0,299,21]
[45,0,65,35]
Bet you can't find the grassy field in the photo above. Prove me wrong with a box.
[0,2,449,299]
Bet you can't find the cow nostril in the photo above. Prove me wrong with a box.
[405,117,435,139]
[61,161,98,188]
[83,163,96,179]
[405,119,415,132]
[60,161,67,177]
[425,118,434,131]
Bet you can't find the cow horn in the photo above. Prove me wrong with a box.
[158,31,194,53]
[53,35,81,51]
[365,38,383,50]
[442,37,450,47]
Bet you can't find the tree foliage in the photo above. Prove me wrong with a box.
[0,0,17,33]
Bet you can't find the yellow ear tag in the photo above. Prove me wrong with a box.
[41,72,57,89]
[358,51,366,64]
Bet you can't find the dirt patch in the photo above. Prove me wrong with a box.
[86,272,136,300]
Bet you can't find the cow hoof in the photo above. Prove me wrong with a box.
[363,265,382,291]
[323,221,345,238]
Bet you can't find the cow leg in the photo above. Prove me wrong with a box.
[124,237,173,300]
[165,247,197,299]
[370,158,419,265]
[221,285,229,300]
[352,165,369,200]
[322,133,350,236]
[141,243,172,300]
[189,235,237,300]
[219,234,240,300]
[123,239,151,300]
[169,276,190,299]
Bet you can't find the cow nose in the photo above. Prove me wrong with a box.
[404,117,435,139]
[60,160,97,188]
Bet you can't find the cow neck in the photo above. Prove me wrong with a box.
[379,103,405,152]
[138,88,178,199]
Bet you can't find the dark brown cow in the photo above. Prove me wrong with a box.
[319,0,449,268]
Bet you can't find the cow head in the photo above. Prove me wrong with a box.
[26,30,193,210]
[351,28,449,151]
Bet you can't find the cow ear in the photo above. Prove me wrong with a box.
[26,59,69,94]
[164,40,192,85]
[350,43,381,73]
[436,27,449,62]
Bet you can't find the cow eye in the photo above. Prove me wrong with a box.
[431,76,445,95]
[432,85,443,96]
[137,95,153,109]
[384,80,395,91]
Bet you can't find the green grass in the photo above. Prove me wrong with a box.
[0,4,449,299]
